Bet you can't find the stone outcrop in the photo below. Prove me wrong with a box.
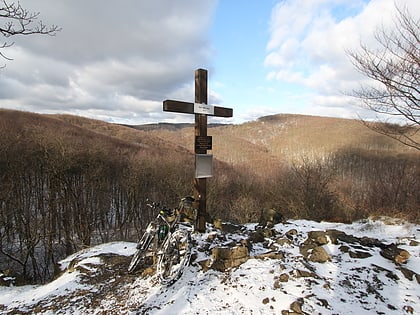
[308,246,331,263]
[210,245,249,271]
[380,244,410,264]
[299,230,331,263]
[196,221,416,274]
[1,217,418,315]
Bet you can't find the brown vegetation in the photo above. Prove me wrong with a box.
[140,113,420,224]
[0,109,419,284]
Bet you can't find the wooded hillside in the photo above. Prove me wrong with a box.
[0,109,419,284]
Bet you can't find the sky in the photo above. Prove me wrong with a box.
[0,0,419,125]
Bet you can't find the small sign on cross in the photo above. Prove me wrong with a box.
[194,103,214,115]
[163,68,233,232]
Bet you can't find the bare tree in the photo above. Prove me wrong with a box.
[347,6,419,150]
[0,0,60,62]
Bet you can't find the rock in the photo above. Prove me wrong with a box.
[326,229,358,244]
[309,246,331,263]
[295,269,317,278]
[348,250,372,259]
[273,273,289,288]
[261,228,275,238]
[285,229,298,239]
[259,208,284,227]
[262,297,270,304]
[205,233,217,243]
[300,231,330,262]
[273,271,290,289]
[276,237,292,246]
[279,273,289,282]
[359,236,384,248]
[307,231,329,245]
[409,240,419,246]
[317,298,329,308]
[215,221,245,233]
[299,243,313,258]
[253,251,285,260]
[403,305,414,314]
[339,245,350,253]
[290,298,304,314]
[371,264,400,282]
[213,219,223,229]
[240,238,252,252]
[211,245,249,271]
[380,244,410,264]
[398,266,420,283]
[249,230,266,243]
[197,259,211,272]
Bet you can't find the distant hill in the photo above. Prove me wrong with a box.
[2,109,418,176]
[125,113,419,174]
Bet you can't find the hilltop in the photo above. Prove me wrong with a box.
[0,218,418,314]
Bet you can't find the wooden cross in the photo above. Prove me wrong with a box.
[163,68,233,232]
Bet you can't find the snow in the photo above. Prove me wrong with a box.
[0,218,419,314]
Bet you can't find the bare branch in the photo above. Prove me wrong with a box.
[347,4,420,150]
[0,0,60,62]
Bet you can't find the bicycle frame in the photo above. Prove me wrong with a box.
[129,199,196,279]
[136,203,180,251]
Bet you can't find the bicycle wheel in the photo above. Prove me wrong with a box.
[128,227,156,273]
[157,228,192,285]
[128,247,147,273]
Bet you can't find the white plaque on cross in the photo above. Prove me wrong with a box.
[194,103,214,115]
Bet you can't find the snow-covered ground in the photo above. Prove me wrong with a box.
[0,218,418,314]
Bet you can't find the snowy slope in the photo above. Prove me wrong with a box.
[0,219,418,315]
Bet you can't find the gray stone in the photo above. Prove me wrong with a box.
[276,237,292,246]
[309,246,331,263]
[409,240,419,246]
[295,269,317,278]
[253,251,285,260]
[380,244,410,264]
[290,298,304,314]
[279,273,289,282]
[308,231,329,245]
[285,229,298,239]
[249,230,266,243]
[211,245,249,271]
[348,250,372,259]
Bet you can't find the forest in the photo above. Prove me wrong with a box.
[0,109,419,284]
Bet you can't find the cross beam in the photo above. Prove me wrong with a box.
[163,100,233,117]
[163,68,233,232]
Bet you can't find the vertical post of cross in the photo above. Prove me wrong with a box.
[162,68,232,233]
[194,68,208,232]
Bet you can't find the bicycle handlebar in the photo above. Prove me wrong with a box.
[147,201,174,216]
[159,208,173,216]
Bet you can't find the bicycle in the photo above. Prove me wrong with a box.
[128,197,196,285]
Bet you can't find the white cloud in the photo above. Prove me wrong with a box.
[265,0,420,118]
[1,0,217,124]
